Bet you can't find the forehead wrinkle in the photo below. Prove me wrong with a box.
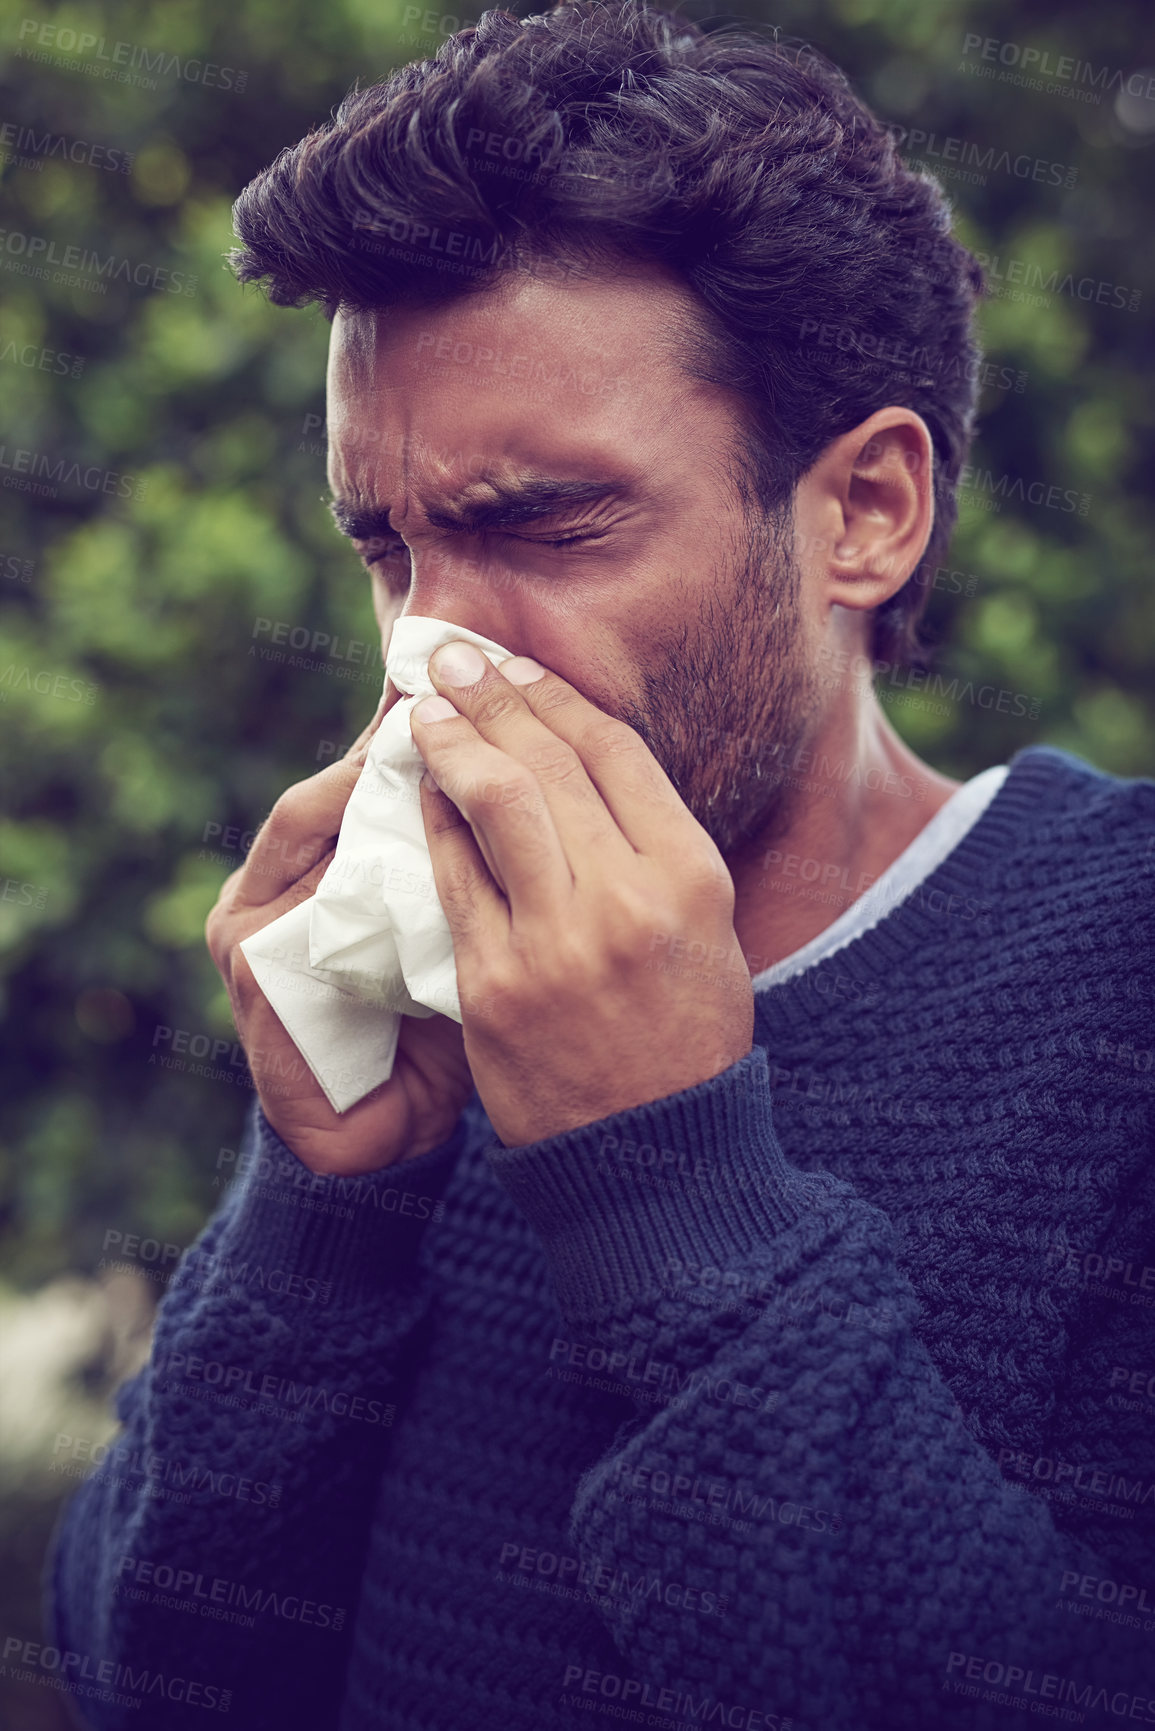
[387,465,626,532]
[332,432,479,527]
[327,470,539,531]
[404,474,519,528]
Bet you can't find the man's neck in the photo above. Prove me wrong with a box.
[727,695,961,978]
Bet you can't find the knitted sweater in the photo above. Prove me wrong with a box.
[48,744,1155,1731]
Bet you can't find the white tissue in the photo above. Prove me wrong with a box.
[240,615,514,1113]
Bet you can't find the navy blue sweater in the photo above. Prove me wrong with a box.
[48,745,1155,1730]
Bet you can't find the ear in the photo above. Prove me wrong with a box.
[799,407,935,615]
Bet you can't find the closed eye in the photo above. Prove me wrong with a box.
[355,534,410,568]
[532,532,603,549]
[356,528,604,563]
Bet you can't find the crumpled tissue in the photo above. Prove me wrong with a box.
[240,615,514,1113]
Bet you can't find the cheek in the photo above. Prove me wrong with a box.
[373,584,406,646]
[536,643,642,727]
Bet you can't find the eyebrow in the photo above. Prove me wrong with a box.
[328,476,629,541]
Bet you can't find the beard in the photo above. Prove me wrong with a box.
[614,508,820,861]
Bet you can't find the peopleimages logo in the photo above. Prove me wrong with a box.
[959,33,1155,103]
[0,228,196,295]
[497,1541,728,1617]
[958,462,1092,518]
[1,876,48,908]
[970,251,1140,314]
[16,18,248,92]
[0,118,133,173]
[944,1650,1155,1722]
[0,444,146,500]
[152,1348,397,1428]
[115,1556,346,1633]
[0,338,85,376]
[1,1636,231,1714]
[559,1667,791,1731]
[888,124,1077,190]
[50,1432,282,1508]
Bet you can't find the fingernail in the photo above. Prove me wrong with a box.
[431,641,487,687]
[503,656,546,685]
[413,694,457,723]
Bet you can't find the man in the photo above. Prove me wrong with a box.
[49,2,1154,1727]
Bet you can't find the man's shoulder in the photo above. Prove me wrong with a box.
[981,746,1155,977]
[919,743,1154,964]
[1001,743,1154,857]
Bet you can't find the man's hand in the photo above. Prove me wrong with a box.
[205,684,475,1175]
[410,643,754,1148]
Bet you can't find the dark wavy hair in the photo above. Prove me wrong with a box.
[231,0,984,664]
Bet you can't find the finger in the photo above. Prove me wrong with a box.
[234,760,360,908]
[208,843,337,976]
[411,697,575,920]
[422,762,511,902]
[422,647,628,861]
[237,680,397,909]
[480,657,702,861]
[418,773,510,952]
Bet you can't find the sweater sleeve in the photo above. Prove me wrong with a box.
[45,1093,478,1731]
[487,1047,1155,1731]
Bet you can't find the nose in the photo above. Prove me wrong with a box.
[400,544,529,653]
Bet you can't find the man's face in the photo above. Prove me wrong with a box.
[326,263,821,860]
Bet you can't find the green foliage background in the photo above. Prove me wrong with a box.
[0,0,1151,1717]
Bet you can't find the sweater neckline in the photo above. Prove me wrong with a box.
[749,763,1009,991]
[752,744,1077,1023]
